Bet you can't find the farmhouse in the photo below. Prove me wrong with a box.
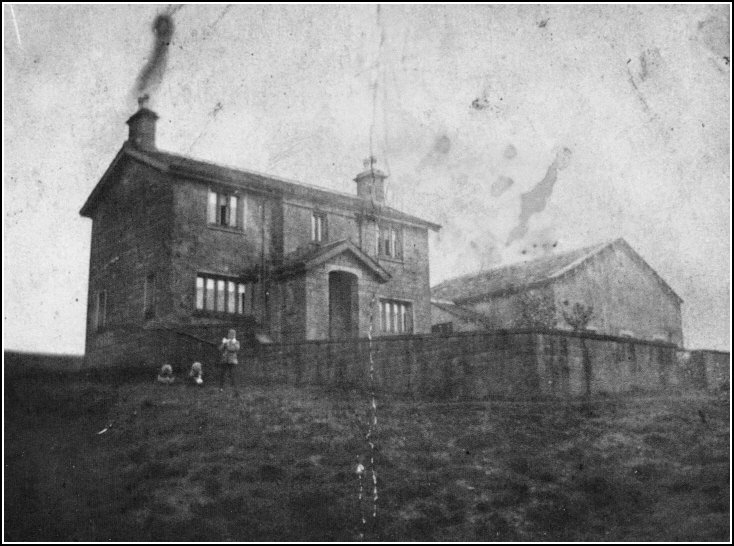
[80,103,440,367]
[431,239,684,346]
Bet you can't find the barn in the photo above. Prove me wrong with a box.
[431,239,684,346]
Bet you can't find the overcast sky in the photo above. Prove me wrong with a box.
[3,4,731,353]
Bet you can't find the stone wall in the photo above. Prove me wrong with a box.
[688,349,730,390]
[153,327,726,398]
[84,161,174,366]
[78,322,729,400]
[170,177,278,326]
[376,225,432,334]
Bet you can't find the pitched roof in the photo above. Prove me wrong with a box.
[430,300,491,324]
[80,144,441,231]
[276,239,391,282]
[432,238,682,304]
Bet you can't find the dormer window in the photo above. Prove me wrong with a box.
[207,190,239,228]
[311,211,327,243]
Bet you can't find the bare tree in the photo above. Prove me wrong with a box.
[516,290,556,329]
[562,301,594,331]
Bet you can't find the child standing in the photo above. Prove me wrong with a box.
[218,329,240,394]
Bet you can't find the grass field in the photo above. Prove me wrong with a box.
[4,373,730,541]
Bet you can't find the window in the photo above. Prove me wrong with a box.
[94,290,107,331]
[377,223,403,259]
[195,274,250,315]
[196,277,205,310]
[380,299,413,334]
[311,212,327,243]
[207,190,239,228]
[228,281,236,313]
[238,284,247,314]
[143,273,156,319]
[216,279,226,312]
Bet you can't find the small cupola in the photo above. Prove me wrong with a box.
[354,156,387,203]
[126,95,158,150]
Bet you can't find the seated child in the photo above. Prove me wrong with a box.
[157,364,175,385]
[189,361,204,386]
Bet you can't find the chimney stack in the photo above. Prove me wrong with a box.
[126,95,158,150]
[354,156,387,203]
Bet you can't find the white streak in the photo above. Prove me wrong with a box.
[9,5,23,50]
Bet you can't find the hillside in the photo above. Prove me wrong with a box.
[4,374,730,541]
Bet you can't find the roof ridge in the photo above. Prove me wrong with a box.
[133,148,440,230]
[433,240,610,289]
[545,240,614,280]
[431,300,490,322]
[150,148,363,200]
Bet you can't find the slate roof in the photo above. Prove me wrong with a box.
[430,300,491,324]
[80,144,441,231]
[431,239,682,304]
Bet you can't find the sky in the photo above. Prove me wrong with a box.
[3,4,731,353]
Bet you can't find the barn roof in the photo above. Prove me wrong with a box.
[79,144,441,231]
[432,238,683,304]
[431,300,491,324]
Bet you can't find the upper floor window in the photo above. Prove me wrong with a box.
[380,299,413,334]
[195,274,250,315]
[311,212,327,243]
[377,223,403,260]
[94,290,107,332]
[208,190,239,228]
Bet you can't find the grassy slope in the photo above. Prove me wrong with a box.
[4,375,730,541]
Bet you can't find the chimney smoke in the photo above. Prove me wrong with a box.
[133,14,174,103]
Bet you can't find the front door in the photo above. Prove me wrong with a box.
[328,271,358,339]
